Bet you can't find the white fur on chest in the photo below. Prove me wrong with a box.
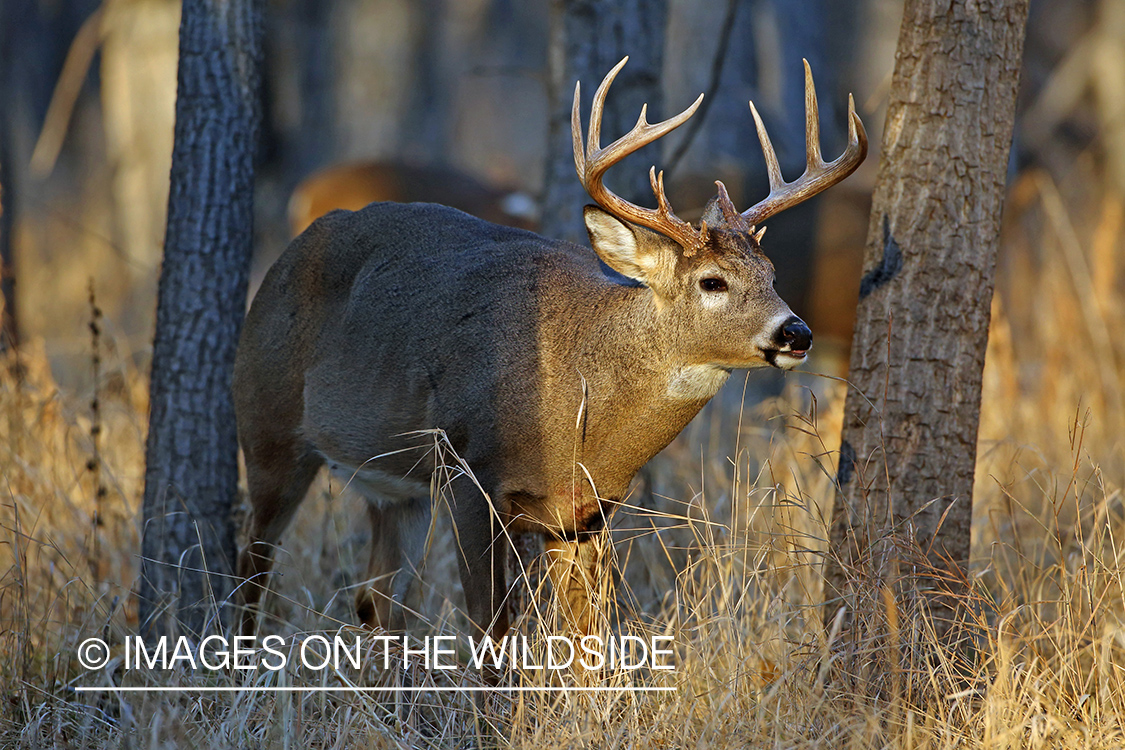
[666,365,731,401]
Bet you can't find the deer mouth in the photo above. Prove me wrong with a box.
[764,348,808,368]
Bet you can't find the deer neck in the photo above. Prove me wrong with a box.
[558,281,731,488]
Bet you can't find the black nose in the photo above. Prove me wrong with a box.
[777,316,812,351]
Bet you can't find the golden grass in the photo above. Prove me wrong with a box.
[2,164,1124,748]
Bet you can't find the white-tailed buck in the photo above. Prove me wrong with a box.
[234,58,866,639]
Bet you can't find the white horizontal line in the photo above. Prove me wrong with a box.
[75,686,676,693]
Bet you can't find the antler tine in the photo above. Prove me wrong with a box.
[748,101,785,195]
[847,93,867,161]
[572,57,705,251]
[571,58,632,180]
[649,167,671,214]
[713,180,749,230]
[741,61,868,227]
[803,60,823,168]
[586,56,630,162]
[571,80,586,178]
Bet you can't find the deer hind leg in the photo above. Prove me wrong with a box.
[544,536,608,637]
[355,498,431,631]
[237,448,323,637]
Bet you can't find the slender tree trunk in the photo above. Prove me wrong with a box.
[0,122,18,356]
[754,0,837,319]
[139,0,264,637]
[0,0,21,353]
[401,0,449,164]
[291,0,335,180]
[743,1,840,394]
[825,0,1029,641]
[540,0,668,245]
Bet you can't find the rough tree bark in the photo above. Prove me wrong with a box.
[139,0,263,637]
[825,0,1029,640]
[540,0,668,245]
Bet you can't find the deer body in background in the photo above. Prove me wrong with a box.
[287,159,539,238]
[234,59,866,640]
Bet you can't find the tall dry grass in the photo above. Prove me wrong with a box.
[2,154,1124,750]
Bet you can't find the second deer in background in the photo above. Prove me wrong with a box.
[287,160,539,238]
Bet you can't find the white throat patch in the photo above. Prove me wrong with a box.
[667,365,732,400]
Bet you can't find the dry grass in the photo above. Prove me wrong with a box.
[3,147,1125,750]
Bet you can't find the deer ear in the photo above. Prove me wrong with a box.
[584,206,667,285]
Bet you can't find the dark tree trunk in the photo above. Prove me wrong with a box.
[753,0,837,320]
[540,0,669,245]
[825,0,1029,640]
[139,0,264,637]
[0,0,22,353]
[401,0,450,164]
[0,111,17,357]
[291,0,336,180]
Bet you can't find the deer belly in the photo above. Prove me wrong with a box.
[325,459,430,505]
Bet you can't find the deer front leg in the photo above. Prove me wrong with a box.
[544,536,608,636]
[450,486,511,641]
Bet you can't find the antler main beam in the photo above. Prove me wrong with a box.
[741,60,868,227]
[572,57,706,252]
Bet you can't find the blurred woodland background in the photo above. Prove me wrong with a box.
[0,0,1107,380]
[1,0,1114,390]
[3,0,901,381]
[4,0,1125,746]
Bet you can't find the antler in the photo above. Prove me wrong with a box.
[741,60,868,227]
[572,57,706,252]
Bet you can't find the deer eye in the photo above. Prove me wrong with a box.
[700,277,728,293]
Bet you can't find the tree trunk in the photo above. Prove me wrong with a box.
[139,0,263,637]
[825,0,1029,641]
[753,0,837,319]
[291,0,336,180]
[0,112,18,357]
[540,0,668,245]
[0,0,21,354]
[400,0,450,164]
